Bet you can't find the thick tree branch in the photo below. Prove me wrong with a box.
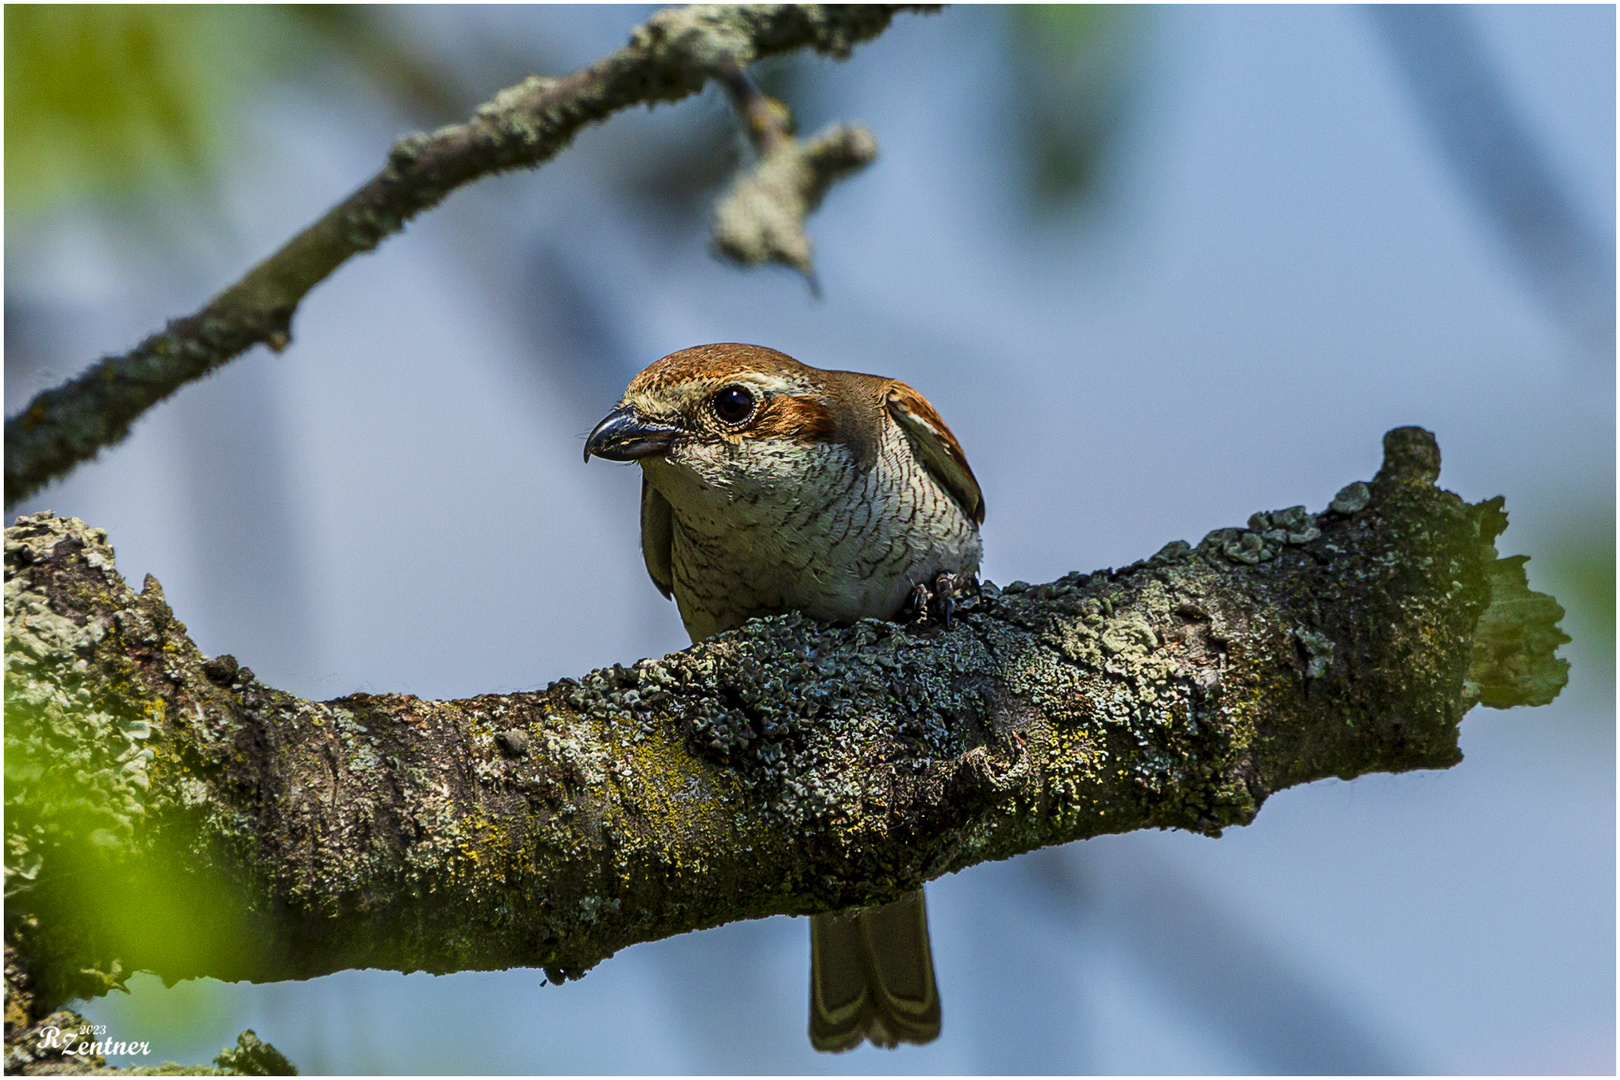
[3,4,934,509]
[2,428,1568,1040]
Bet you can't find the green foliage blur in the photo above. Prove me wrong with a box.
[6,6,269,217]
[1541,515,1617,672]
[4,5,465,221]
[1009,5,1139,209]
[5,697,260,1011]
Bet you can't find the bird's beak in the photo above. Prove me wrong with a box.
[583,405,684,463]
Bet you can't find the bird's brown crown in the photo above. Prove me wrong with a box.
[626,342,812,394]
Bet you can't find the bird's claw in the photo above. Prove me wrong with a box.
[900,571,976,629]
[933,572,957,629]
[900,582,931,623]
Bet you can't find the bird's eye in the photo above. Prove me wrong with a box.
[711,385,755,425]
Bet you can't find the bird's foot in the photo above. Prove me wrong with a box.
[900,582,931,624]
[899,571,976,629]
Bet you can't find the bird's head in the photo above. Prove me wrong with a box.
[585,342,984,525]
[583,343,852,501]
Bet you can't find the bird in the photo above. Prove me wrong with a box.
[584,342,984,1053]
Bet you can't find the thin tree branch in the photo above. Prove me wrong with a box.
[3,428,1567,1045]
[2,4,936,509]
[710,58,879,286]
[715,60,797,156]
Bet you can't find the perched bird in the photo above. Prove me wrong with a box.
[585,342,984,1052]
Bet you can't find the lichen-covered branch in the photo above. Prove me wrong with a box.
[3,4,934,509]
[710,59,879,283]
[3,429,1567,1048]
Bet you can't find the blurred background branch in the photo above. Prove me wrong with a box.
[1367,5,1617,363]
[3,3,932,510]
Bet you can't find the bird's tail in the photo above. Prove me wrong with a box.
[808,889,942,1052]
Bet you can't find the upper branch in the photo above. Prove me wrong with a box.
[3,4,934,508]
[709,59,879,283]
[2,428,1567,1014]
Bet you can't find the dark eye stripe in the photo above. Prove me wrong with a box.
[751,394,839,444]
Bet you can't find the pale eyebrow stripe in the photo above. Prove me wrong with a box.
[738,373,806,396]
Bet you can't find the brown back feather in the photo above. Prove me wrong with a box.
[884,382,985,524]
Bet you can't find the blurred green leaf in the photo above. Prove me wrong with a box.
[107,973,233,1055]
[4,6,468,221]
[1539,513,1616,663]
[1008,5,1139,210]
[1019,4,1118,62]
[5,6,272,217]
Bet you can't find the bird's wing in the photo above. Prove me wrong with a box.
[640,476,674,599]
[886,383,986,524]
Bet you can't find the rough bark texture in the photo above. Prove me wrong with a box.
[3,3,934,509]
[3,429,1568,1065]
